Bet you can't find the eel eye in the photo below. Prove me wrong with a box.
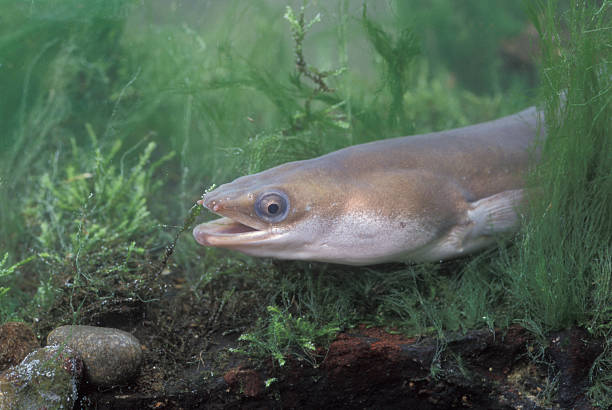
[255,191,290,223]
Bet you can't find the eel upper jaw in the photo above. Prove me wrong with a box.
[193,209,282,248]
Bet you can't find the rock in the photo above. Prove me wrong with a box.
[47,325,143,386]
[547,327,604,408]
[224,366,263,398]
[0,345,83,410]
[0,322,40,371]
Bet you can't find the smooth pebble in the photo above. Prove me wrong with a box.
[47,325,142,386]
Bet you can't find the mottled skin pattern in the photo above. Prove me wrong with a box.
[194,107,541,265]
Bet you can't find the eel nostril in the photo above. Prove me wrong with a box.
[203,198,223,213]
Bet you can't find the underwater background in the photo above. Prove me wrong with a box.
[0,1,609,406]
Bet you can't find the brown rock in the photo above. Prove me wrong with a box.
[0,322,40,371]
[547,328,604,407]
[224,366,262,397]
[47,325,142,386]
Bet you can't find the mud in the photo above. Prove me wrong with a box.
[25,253,603,410]
[69,280,602,409]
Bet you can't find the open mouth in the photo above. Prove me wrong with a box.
[193,217,273,247]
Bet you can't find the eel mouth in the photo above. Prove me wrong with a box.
[193,217,274,247]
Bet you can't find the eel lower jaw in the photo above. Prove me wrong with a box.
[193,217,276,247]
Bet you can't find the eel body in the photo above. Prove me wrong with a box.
[193,107,541,265]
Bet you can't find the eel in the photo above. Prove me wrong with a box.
[193,107,542,265]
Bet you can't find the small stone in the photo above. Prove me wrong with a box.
[47,325,142,386]
[0,345,83,410]
[0,322,40,371]
[223,366,263,398]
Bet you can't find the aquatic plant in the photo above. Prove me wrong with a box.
[504,0,611,405]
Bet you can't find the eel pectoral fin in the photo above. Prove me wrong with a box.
[412,189,525,261]
[467,189,525,238]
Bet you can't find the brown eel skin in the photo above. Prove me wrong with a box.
[194,107,541,265]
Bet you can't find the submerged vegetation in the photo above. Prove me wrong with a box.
[510,1,611,403]
[0,0,609,406]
